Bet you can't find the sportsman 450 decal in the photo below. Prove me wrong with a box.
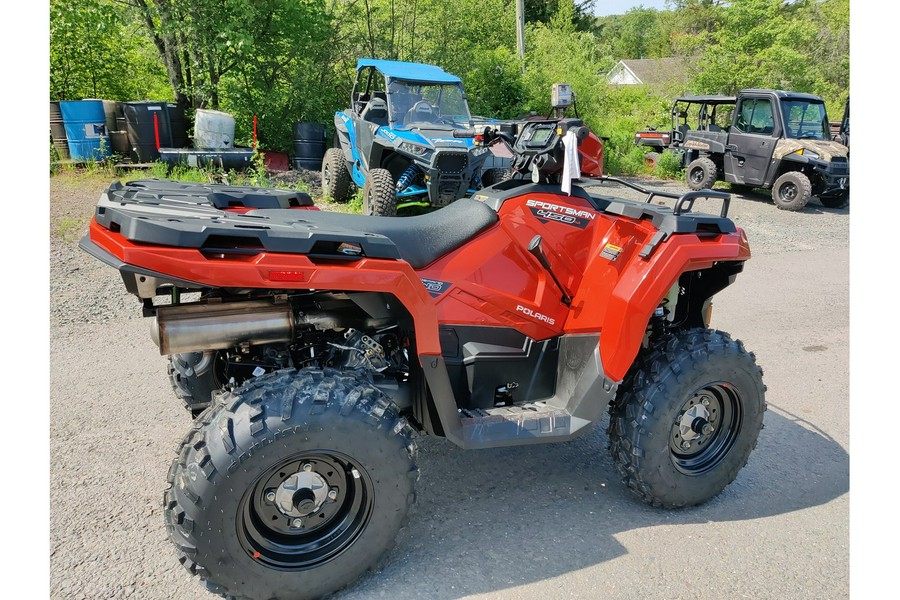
[420,278,452,298]
[526,199,596,229]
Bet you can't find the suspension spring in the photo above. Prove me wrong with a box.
[396,165,421,192]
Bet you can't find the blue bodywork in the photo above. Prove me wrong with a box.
[333,59,502,208]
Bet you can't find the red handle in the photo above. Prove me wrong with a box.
[153,113,160,151]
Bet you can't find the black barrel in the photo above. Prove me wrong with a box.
[101,100,121,135]
[124,101,173,162]
[166,103,188,148]
[49,101,70,160]
[292,121,326,170]
[110,131,130,157]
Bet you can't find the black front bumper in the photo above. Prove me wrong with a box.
[425,150,488,206]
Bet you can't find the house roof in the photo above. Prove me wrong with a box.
[608,58,689,88]
[356,59,461,84]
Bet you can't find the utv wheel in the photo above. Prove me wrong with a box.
[165,368,418,600]
[819,190,848,209]
[644,152,660,170]
[607,328,766,508]
[482,168,512,187]
[321,148,354,203]
[685,157,718,190]
[363,168,396,216]
[772,171,811,211]
[167,351,224,417]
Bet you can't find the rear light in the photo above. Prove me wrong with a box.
[268,271,306,282]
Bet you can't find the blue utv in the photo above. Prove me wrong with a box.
[323,59,506,215]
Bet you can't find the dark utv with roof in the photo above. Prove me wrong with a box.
[636,89,849,210]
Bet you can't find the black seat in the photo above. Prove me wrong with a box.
[248,198,498,269]
[361,98,389,126]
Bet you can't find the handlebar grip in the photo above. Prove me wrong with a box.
[453,129,476,138]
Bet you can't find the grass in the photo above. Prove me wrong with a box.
[53,217,85,242]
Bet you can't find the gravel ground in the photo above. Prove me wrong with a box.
[50,172,849,600]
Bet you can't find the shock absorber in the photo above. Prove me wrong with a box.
[396,165,420,192]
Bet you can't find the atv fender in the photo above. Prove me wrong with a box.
[564,228,751,382]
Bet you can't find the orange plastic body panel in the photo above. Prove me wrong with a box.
[579,131,604,177]
[88,187,749,383]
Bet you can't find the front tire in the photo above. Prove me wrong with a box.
[772,171,811,211]
[321,148,354,203]
[685,157,718,190]
[362,168,396,216]
[608,328,766,508]
[164,368,418,600]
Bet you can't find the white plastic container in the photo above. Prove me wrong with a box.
[194,109,235,148]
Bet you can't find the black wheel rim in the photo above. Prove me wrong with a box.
[779,181,797,201]
[690,167,704,184]
[237,451,374,570]
[669,383,743,475]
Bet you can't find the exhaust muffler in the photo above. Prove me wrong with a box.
[151,300,295,355]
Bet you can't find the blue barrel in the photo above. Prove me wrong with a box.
[60,100,110,160]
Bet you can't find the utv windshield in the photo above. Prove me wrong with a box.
[781,100,829,140]
[387,80,472,128]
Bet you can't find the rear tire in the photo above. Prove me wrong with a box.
[644,152,660,170]
[363,168,396,216]
[164,368,418,600]
[167,352,224,417]
[608,328,766,508]
[772,171,811,211]
[685,157,718,190]
[321,148,354,203]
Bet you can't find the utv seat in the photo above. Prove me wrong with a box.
[361,98,389,127]
[248,198,498,269]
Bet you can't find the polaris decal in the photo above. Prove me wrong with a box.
[516,304,556,325]
[420,278,452,298]
[526,199,595,229]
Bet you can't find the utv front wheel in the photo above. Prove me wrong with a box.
[363,168,397,216]
[772,171,811,211]
[608,328,766,508]
[321,148,354,202]
[165,368,418,600]
[685,157,717,190]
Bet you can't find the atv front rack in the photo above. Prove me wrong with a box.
[588,176,732,218]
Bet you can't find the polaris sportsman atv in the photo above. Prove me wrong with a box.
[81,118,766,600]
[324,59,506,215]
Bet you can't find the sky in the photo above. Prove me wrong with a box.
[593,0,669,17]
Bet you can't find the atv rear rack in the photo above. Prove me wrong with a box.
[588,176,732,218]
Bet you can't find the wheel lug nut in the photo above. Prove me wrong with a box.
[327,489,338,501]
[702,424,714,435]
[290,518,303,528]
[681,441,691,450]
[302,463,312,472]
[702,398,710,406]
[265,490,276,503]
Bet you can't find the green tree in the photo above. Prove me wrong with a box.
[50,0,169,100]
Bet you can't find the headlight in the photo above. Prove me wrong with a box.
[399,142,431,157]
[796,148,819,160]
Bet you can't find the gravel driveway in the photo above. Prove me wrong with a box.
[50,173,849,600]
